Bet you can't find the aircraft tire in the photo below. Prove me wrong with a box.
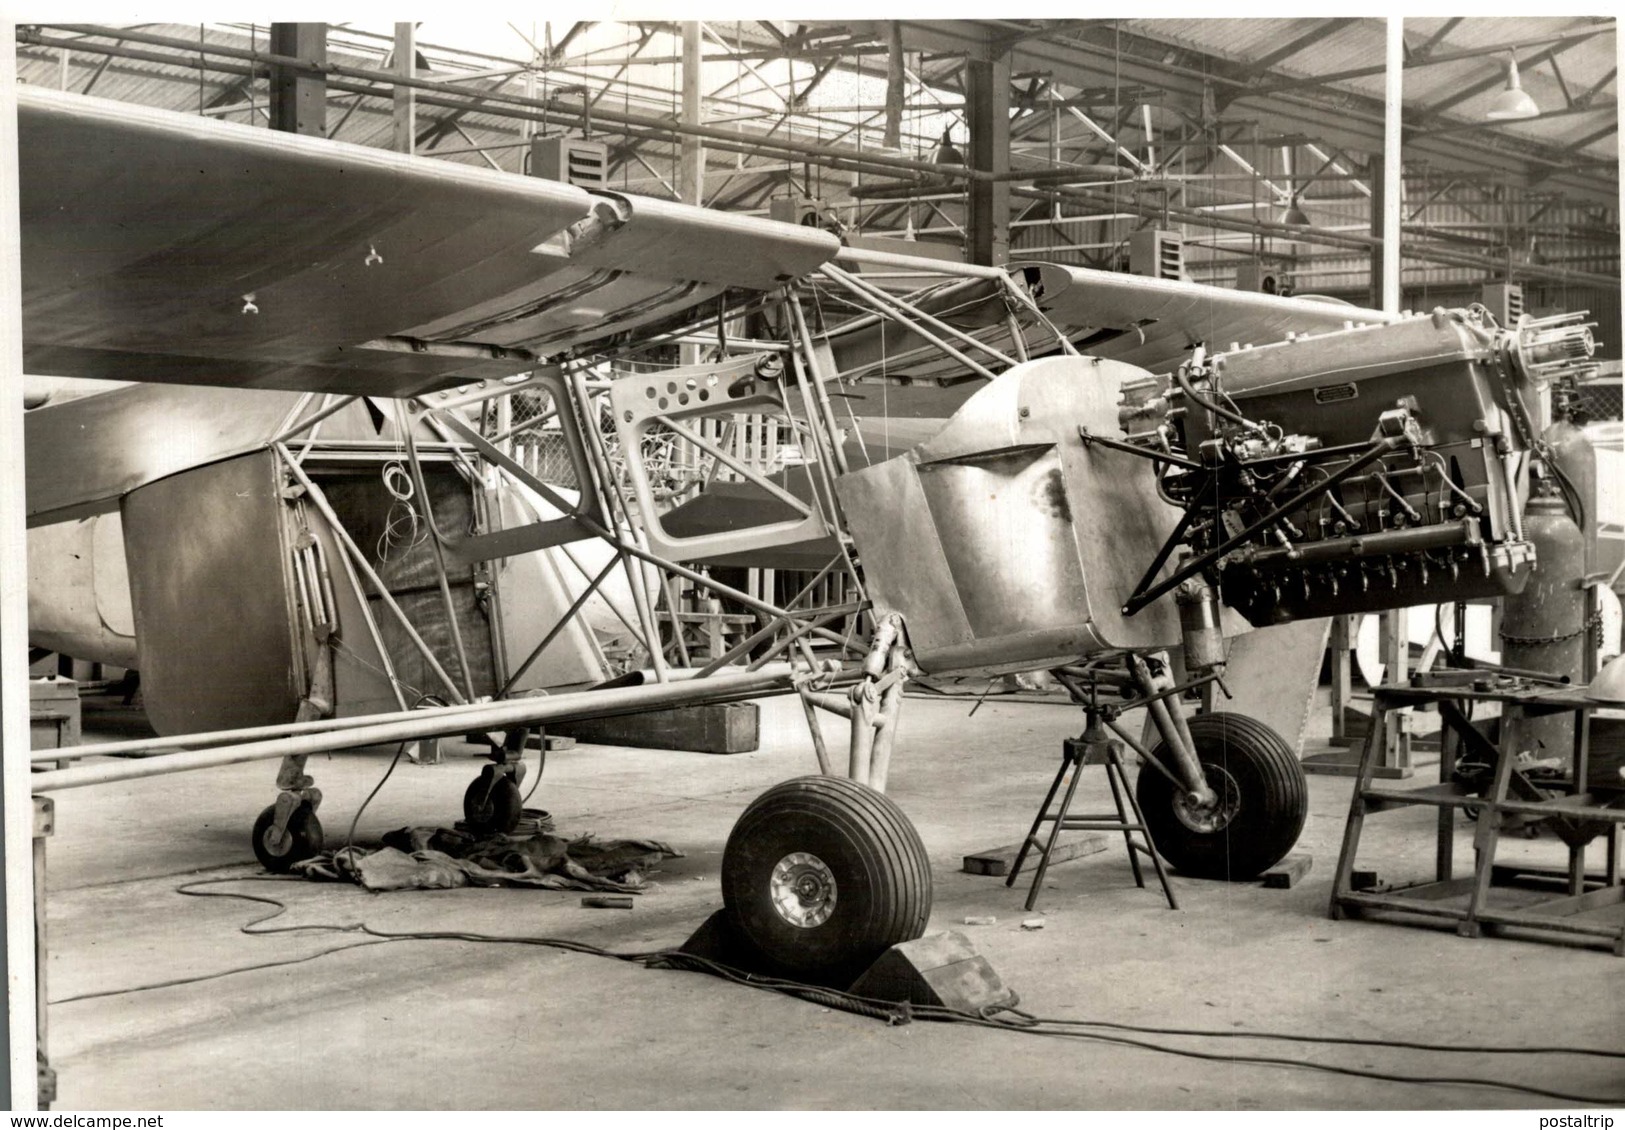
[722,775,932,983]
[463,767,523,836]
[1135,711,1306,880]
[251,803,323,874]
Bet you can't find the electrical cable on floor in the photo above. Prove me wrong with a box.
[49,940,396,1005]
[346,741,408,852]
[52,874,1625,1106]
[521,739,546,805]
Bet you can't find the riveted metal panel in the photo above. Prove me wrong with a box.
[121,450,303,734]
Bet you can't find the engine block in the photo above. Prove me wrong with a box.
[1119,306,1596,627]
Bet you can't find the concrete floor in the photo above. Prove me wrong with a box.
[39,690,1625,1110]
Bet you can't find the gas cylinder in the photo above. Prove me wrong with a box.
[1501,491,1588,758]
[1542,394,1598,574]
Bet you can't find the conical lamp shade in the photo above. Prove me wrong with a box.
[1486,57,1540,120]
[934,127,965,166]
[1589,653,1625,705]
[1280,199,1311,226]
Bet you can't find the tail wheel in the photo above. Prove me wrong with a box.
[1135,711,1307,880]
[252,803,323,873]
[722,775,932,983]
[464,767,523,835]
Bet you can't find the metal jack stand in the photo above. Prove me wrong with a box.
[1007,704,1178,911]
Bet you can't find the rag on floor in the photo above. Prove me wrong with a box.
[291,825,682,893]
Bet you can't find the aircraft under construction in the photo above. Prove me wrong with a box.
[19,85,1602,980]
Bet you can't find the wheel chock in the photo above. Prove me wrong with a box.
[676,909,748,965]
[676,913,1018,1015]
[846,931,1019,1014]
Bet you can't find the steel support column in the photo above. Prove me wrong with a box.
[884,21,905,150]
[392,22,416,154]
[680,21,704,206]
[966,49,1011,266]
[0,19,35,1110]
[268,23,326,136]
[1382,16,1403,314]
[1369,155,1386,309]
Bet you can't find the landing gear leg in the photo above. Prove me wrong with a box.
[796,614,910,791]
[253,754,324,872]
[254,636,334,872]
[1130,655,1308,879]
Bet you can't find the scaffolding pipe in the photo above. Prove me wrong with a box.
[31,666,830,791]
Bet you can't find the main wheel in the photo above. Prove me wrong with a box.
[252,803,324,873]
[463,767,523,835]
[1135,711,1307,880]
[722,775,932,983]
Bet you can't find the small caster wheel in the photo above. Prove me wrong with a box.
[464,767,523,835]
[252,803,324,873]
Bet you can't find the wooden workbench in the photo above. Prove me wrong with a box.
[1329,677,1625,955]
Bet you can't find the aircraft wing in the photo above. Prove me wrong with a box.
[825,258,1395,387]
[19,88,840,398]
[1024,262,1396,371]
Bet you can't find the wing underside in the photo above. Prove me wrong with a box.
[19,88,840,398]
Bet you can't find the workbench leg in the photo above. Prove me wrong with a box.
[1570,708,1591,897]
[1607,824,1620,889]
[1460,713,1518,939]
[1378,611,1412,773]
[1436,715,1457,883]
[1330,615,1352,743]
[1568,845,1588,897]
[1330,700,1388,920]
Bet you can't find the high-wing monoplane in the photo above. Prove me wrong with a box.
[20,87,1598,980]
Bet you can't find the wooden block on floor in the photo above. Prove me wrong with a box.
[1351,868,1382,892]
[1262,852,1313,889]
[526,734,577,752]
[962,833,1108,877]
[553,702,758,754]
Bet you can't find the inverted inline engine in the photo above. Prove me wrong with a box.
[1117,306,1597,628]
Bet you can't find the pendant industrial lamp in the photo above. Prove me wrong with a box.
[1279,197,1312,226]
[1278,144,1312,227]
[1486,52,1540,121]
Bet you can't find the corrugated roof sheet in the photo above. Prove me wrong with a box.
[1121,16,1616,157]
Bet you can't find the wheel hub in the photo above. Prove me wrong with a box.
[261,824,292,856]
[769,851,837,928]
[1173,766,1242,834]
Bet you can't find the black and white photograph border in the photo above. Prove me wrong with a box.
[1,0,1622,1115]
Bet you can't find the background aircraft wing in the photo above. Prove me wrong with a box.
[824,257,1395,386]
[1023,261,1396,372]
[19,88,840,398]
